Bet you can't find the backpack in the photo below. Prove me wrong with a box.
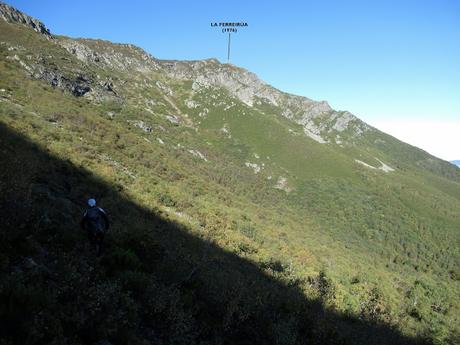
[85,207,106,234]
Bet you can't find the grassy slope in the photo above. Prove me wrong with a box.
[0,19,459,344]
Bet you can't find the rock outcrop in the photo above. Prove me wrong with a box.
[0,1,369,145]
[159,58,369,143]
[0,2,52,38]
[58,38,160,72]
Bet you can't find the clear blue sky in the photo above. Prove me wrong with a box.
[6,0,460,159]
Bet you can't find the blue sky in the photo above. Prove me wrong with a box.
[7,0,460,160]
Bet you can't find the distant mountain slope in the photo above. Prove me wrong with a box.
[1,2,459,344]
[451,160,460,167]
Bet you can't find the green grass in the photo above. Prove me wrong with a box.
[0,17,459,344]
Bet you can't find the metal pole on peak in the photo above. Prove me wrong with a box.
[212,22,247,62]
[227,32,231,63]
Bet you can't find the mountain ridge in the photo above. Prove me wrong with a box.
[0,2,51,37]
[1,2,459,344]
[0,1,372,147]
[2,1,457,176]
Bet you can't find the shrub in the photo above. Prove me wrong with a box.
[308,270,336,301]
[360,287,391,323]
[101,247,142,274]
[261,258,287,274]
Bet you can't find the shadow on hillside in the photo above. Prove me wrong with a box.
[0,122,431,345]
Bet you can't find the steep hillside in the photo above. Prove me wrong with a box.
[0,2,459,344]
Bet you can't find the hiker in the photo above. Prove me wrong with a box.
[80,198,110,255]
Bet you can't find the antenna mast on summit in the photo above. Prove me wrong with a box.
[227,33,231,62]
[211,21,248,63]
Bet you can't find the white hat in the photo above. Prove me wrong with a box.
[88,198,96,207]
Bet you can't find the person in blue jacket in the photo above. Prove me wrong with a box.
[80,198,109,256]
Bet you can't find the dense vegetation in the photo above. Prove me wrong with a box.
[0,11,459,345]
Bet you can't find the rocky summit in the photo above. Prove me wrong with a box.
[0,2,51,37]
[0,2,459,345]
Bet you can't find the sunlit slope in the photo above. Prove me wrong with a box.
[0,8,459,344]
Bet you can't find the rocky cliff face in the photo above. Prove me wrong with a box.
[0,1,371,145]
[163,59,284,107]
[0,2,51,38]
[0,1,370,145]
[59,37,160,72]
[155,58,369,143]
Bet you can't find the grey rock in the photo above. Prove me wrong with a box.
[0,2,52,38]
[128,120,153,133]
[158,58,370,144]
[164,60,281,107]
[38,69,92,97]
[165,115,180,124]
[58,38,160,72]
